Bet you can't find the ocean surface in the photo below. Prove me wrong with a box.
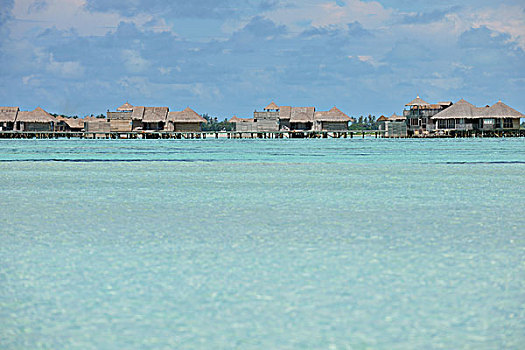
[1,138,524,349]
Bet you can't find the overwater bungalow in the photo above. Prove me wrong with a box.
[167,107,206,132]
[84,117,110,133]
[289,107,316,131]
[229,116,256,132]
[378,113,407,137]
[55,116,84,132]
[0,107,19,131]
[139,107,169,131]
[431,99,523,135]
[253,102,280,132]
[15,107,57,131]
[253,102,353,132]
[313,107,353,131]
[403,96,452,135]
[107,102,137,132]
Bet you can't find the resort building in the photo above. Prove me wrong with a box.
[229,116,256,132]
[313,107,353,131]
[107,103,205,132]
[15,107,57,131]
[431,99,523,135]
[403,96,452,135]
[167,107,207,132]
[0,107,19,131]
[55,116,84,132]
[253,102,280,132]
[378,113,408,137]
[107,102,139,132]
[252,102,352,132]
[84,118,110,133]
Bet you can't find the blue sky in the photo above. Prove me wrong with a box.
[0,0,524,118]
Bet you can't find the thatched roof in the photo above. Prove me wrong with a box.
[0,107,19,122]
[278,106,291,119]
[389,113,405,121]
[168,107,206,123]
[16,107,57,123]
[264,102,279,110]
[481,101,523,118]
[131,106,145,121]
[429,99,518,119]
[290,107,315,123]
[406,95,430,107]
[83,116,100,122]
[230,116,254,123]
[143,107,168,123]
[63,118,84,129]
[314,107,352,122]
[431,99,478,119]
[377,115,389,122]
[117,102,134,111]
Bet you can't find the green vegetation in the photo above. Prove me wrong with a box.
[201,114,235,131]
[50,113,105,119]
[349,114,378,130]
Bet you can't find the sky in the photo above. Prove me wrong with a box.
[0,0,524,118]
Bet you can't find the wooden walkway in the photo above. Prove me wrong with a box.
[0,129,522,139]
[0,130,385,139]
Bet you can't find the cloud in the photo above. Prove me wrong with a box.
[1,0,524,117]
[459,26,511,50]
[85,0,280,19]
[400,6,461,24]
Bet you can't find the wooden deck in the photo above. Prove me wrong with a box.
[0,129,522,139]
[0,130,385,139]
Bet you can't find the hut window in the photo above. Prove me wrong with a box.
[503,118,513,128]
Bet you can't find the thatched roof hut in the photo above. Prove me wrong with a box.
[168,107,206,123]
[389,113,405,121]
[229,116,254,123]
[480,101,524,118]
[314,107,352,122]
[264,102,279,110]
[405,95,430,107]
[117,102,134,111]
[142,107,168,123]
[377,115,389,122]
[290,107,315,123]
[278,106,292,120]
[16,107,57,123]
[431,99,487,119]
[131,106,145,121]
[0,107,19,122]
[63,118,84,129]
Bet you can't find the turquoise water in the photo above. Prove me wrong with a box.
[1,138,524,349]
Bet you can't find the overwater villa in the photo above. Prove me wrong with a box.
[0,106,19,131]
[233,102,353,133]
[399,96,523,137]
[378,113,408,137]
[0,106,57,131]
[431,99,523,136]
[104,103,206,133]
[403,96,452,135]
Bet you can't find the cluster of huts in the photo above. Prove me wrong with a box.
[0,103,206,133]
[0,97,523,138]
[229,102,354,132]
[378,96,524,137]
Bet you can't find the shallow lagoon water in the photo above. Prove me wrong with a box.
[0,138,524,349]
